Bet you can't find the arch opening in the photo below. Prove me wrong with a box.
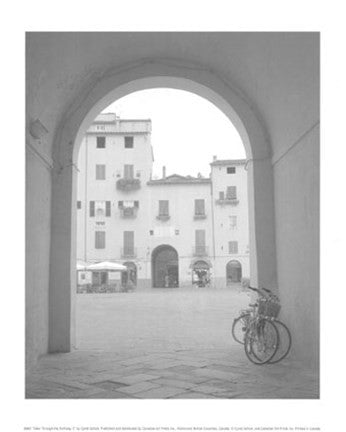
[226,260,242,284]
[192,260,211,288]
[48,59,277,353]
[151,245,179,288]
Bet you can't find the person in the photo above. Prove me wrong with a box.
[126,278,135,292]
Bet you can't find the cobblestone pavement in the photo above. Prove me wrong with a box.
[26,287,319,399]
[26,347,318,399]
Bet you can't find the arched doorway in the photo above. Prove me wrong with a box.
[226,260,242,284]
[152,245,179,288]
[121,261,137,287]
[48,59,277,353]
[192,260,211,287]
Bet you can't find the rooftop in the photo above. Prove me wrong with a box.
[94,113,151,124]
[210,159,247,166]
[148,174,211,186]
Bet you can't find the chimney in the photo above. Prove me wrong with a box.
[213,155,217,162]
[162,166,166,179]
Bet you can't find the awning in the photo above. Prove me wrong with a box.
[87,261,127,272]
[77,261,88,271]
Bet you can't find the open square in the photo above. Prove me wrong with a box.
[26,288,319,399]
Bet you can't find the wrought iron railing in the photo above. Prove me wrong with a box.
[116,178,141,191]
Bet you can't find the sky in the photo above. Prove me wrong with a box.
[102,89,245,178]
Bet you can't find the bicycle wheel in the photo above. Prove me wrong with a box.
[244,319,279,365]
[231,314,250,344]
[268,320,292,364]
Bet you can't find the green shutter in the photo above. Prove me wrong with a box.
[106,201,111,217]
[90,201,95,217]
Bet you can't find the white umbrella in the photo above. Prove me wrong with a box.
[77,261,88,271]
[87,261,127,272]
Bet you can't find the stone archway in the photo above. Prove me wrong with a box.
[226,260,242,284]
[192,260,211,288]
[152,245,179,288]
[48,59,277,353]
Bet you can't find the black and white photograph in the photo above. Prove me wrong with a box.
[3,1,346,430]
[25,31,319,400]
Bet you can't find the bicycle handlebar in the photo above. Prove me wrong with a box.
[261,287,272,294]
[247,286,274,299]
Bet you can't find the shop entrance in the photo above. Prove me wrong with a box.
[192,260,211,287]
[226,260,242,284]
[152,245,179,288]
[121,262,137,287]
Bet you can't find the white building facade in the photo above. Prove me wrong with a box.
[77,113,250,290]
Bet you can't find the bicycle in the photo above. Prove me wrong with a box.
[232,285,292,365]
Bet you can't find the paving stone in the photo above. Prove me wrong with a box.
[91,380,130,391]
[191,384,230,395]
[164,365,198,374]
[108,373,160,385]
[150,378,196,389]
[135,386,187,399]
[201,379,236,390]
[193,368,241,382]
[116,381,160,394]
[156,371,211,384]
[72,389,137,399]
[44,377,94,390]
[147,361,184,370]
[82,373,123,384]
[173,392,219,399]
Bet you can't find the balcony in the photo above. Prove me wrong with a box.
[121,247,137,258]
[193,213,207,220]
[193,246,209,257]
[215,198,239,206]
[120,207,138,219]
[116,178,141,191]
[156,214,170,221]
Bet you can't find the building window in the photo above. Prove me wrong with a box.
[194,199,205,215]
[124,164,134,179]
[77,201,82,209]
[90,201,95,217]
[95,231,106,249]
[195,229,206,255]
[228,241,238,254]
[96,164,106,180]
[123,231,134,256]
[149,230,154,236]
[106,201,111,216]
[219,191,225,200]
[175,229,180,235]
[229,216,237,229]
[227,167,236,174]
[96,136,106,148]
[159,200,169,216]
[226,186,237,199]
[124,136,134,148]
[90,201,111,217]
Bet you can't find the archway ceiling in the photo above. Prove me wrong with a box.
[26,32,318,161]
